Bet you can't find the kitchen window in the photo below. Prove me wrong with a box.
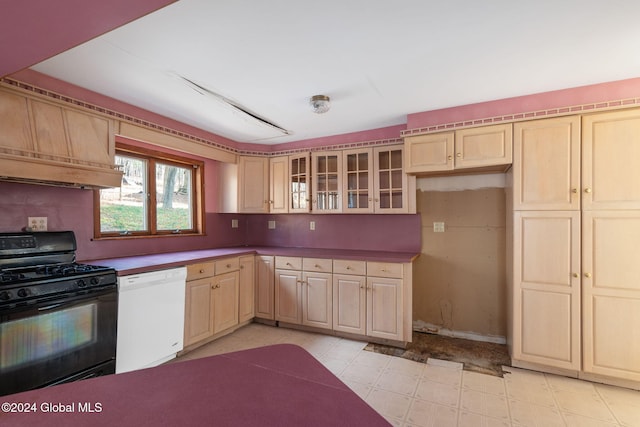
[94,143,204,238]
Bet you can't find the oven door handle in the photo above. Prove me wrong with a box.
[38,303,65,312]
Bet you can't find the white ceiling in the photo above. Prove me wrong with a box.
[31,0,640,144]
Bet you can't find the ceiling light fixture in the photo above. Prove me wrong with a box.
[310,95,331,114]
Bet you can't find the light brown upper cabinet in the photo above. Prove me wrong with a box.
[237,156,269,213]
[404,123,512,175]
[513,116,581,210]
[269,156,289,213]
[582,109,640,210]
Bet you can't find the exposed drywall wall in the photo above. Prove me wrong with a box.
[413,174,507,340]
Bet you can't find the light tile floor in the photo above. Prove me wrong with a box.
[176,324,640,427]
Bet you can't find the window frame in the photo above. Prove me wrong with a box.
[94,143,205,239]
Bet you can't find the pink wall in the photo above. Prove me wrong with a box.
[242,214,420,253]
[0,181,420,260]
[407,77,640,130]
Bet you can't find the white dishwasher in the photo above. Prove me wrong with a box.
[116,267,186,374]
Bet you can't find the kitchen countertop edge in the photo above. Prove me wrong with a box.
[83,246,420,276]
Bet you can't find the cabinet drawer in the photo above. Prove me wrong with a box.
[367,262,403,278]
[333,259,366,276]
[275,256,302,270]
[302,257,332,273]
[186,262,215,281]
[215,257,240,275]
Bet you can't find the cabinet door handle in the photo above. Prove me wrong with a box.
[447,155,452,160]
[199,269,205,274]
[571,188,578,194]
[584,188,592,194]
[286,262,292,266]
[456,153,461,158]
[226,263,231,268]
[572,273,579,278]
[315,264,321,268]
[346,266,352,270]
[585,272,592,278]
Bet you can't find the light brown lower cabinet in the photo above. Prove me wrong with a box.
[238,255,255,323]
[212,271,239,334]
[332,259,410,342]
[511,211,581,371]
[333,274,366,335]
[366,276,404,341]
[184,276,215,346]
[184,258,240,348]
[186,254,413,349]
[255,255,275,320]
[582,211,640,383]
[274,257,333,330]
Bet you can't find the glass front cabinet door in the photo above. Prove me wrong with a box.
[312,151,342,213]
[374,145,408,213]
[289,153,310,213]
[343,148,374,213]
[343,145,409,213]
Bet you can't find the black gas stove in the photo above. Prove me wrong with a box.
[0,231,116,308]
[0,231,118,396]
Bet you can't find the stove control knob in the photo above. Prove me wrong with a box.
[0,291,10,301]
[77,279,87,288]
[17,288,30,298]
[90,277,99,285]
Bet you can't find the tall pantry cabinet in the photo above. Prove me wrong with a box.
[510,110,640,385]
[581,110,640,384]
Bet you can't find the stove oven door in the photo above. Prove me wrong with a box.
[0,286,117,396]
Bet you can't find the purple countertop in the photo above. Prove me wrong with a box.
[82,246,420,276]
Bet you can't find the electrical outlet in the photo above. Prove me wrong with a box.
[28,217,48,231]
[433,222,445,233]
[309,221,315,231]
[268,220,276,229]
[231,219,238,229]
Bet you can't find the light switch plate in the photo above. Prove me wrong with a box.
[231,219,238,228]
[310,221,315,231]
[433,222,445,233]
[268,220,276,229]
